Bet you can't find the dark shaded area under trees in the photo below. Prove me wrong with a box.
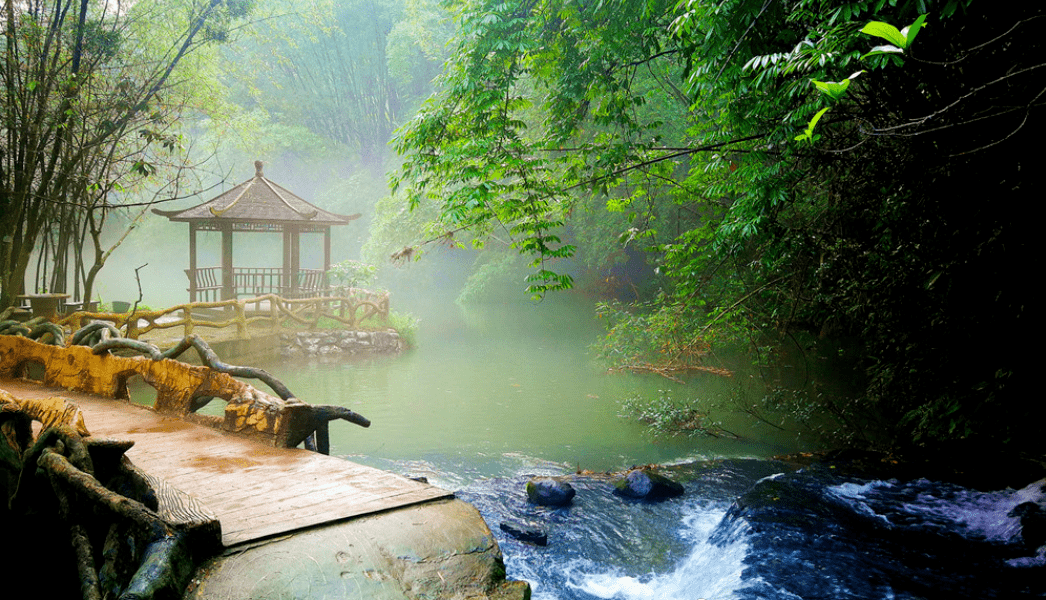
[709,1,1040,453]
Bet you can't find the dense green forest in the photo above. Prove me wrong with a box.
[2,0,1039,455]
[390,0,1041,454]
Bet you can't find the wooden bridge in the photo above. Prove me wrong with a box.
[0,332,445,549]
[0,317,529,600]
[0,379,451,547]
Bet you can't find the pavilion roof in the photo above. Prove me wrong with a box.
[153,161,357,226]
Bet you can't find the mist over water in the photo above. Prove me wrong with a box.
[245,290,805,487]
[250,286,1045,600]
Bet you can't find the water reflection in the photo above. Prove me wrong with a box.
[247,294,806,483]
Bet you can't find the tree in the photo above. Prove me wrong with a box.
[225,0,451,176]
[670,0,1041,449]
[0,0,255,308]
[392,0,699,296]
[392,0,1043,452]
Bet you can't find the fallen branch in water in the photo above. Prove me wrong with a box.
[607,363,734,383]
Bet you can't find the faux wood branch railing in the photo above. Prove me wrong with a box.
[57,289,390,340]
[0,334,369,452]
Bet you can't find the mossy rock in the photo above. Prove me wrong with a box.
[613,469,684,501]
[525,477,575,507]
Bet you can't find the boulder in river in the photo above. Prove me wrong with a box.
[500,518,549,546]
[526,477,576,506]
[1010,497,1046,550]
[613,469,685,501]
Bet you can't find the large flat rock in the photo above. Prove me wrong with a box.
[186,498,530,600]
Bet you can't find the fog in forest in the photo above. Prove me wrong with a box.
[5,3,1040,597]
[92,156,380,309]
[63,0,463,310]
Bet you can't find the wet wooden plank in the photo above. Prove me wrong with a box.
[1,380,453,547]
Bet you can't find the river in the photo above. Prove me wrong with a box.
[179,293,1046,599]
[257,293,807,487]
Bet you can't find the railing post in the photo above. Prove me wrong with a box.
[189,223,198,302]
[125,315,139,339]
[269,295,279,331]
[315,423,330,455]
[184,306,194,336]
[235,301,248,338]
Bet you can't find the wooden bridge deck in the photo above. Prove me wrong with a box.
[1,380,453,547]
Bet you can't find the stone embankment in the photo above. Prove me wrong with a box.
[279,329,404,357]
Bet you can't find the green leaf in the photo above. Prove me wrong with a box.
[795,106,830,143]
[861,44,904,60]
[808,106,830,130]
[810,71,861,101]
[902,13,929,48]
[861,15,928,59]
[860,21,906,47]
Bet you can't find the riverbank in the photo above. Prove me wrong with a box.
[130,321,405,365]
[186,497,530,600]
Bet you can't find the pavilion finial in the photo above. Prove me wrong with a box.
[255,160,264,178]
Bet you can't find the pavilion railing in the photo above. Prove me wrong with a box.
[58,289,390,340]
[186,267,329,302]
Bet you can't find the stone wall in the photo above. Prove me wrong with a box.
[280,330,404,358]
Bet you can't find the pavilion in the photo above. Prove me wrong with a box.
[153,161,360,302]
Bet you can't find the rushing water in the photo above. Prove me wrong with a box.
[459,461,1046,599]
[138,292,1046,599]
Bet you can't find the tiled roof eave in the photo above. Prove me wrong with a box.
[158,213,351,226]
[151,163,360,226]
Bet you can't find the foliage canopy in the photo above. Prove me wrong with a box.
[393,0,1042,452]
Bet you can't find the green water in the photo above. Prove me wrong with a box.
[240,294,805,487]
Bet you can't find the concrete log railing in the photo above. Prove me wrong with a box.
[0,392,222,600]
[0,334,369,452]
[57,289,390,340]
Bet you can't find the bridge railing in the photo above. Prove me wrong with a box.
[58,289,390,340]
[0,333,369,453]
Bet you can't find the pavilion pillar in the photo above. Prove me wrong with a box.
[188,223,198,302]
[221,223,234,300]
[287,225,301,297]
[323,226,332,289]
[282,227,291,296]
